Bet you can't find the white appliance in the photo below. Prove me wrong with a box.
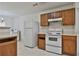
[46,18,62,54]
[46,29,62,54]
[23,20,39,48]
[48,18,62,22]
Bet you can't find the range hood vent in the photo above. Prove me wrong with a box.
[48,18,62,22]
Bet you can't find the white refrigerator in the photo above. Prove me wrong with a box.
[23,20,39,48]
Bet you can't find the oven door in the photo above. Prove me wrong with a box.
[46,35,62,47]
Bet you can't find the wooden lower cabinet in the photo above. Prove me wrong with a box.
[38,39,45,50]
[38,34,45,50]
[62,35,77,56]
[0,37,17,56]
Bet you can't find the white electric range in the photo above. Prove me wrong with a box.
[46,28,62,54]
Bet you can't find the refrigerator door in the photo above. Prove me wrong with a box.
[23,21,39,48]
[24,29,33,47]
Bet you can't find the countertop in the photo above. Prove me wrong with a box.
[38,32,45,34]
[0,35,17,43]
[62,34,77,36]
[39,32,77,36]
[0,26,11,29]
[0,35,17,40]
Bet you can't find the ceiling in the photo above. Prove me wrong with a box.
[0,2,74,17]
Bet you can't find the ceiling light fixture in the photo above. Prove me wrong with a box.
[33,2,47,7]
[33,3,39,7]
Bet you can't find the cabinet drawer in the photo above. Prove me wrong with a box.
[38,34,45,38]
[46,45,62,54]
[62,35,76,41]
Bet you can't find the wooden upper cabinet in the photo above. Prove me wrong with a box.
[48,13,52,19]
[62,35,77,56]
[40,14,48,26]
[40,8,75,26]
[54,11,62,18]
[48,11,62,19]
[50,12,54,19]
[62,8,75,25]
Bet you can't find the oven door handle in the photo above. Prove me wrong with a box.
[46,44,61,48]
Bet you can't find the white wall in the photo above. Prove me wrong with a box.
[74,2,79,56]
[40,3,75,14]
[75,8,79,34]
[13,17,24,41]
[63,25,75,34]
[2,16,14,27]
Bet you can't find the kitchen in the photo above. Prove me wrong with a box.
[0,2,79,56]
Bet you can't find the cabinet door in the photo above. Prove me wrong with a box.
[54,11,62,18]
[40,14,48,26]
[0,40,17,56]
[62,8,75,25]
[48,13,51,19]
[0,47,2,56]
[24,29,33,47]
[38,39,45,50]
[50,12,54,19]
[62,36,76,56]
[48,11,62,19]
